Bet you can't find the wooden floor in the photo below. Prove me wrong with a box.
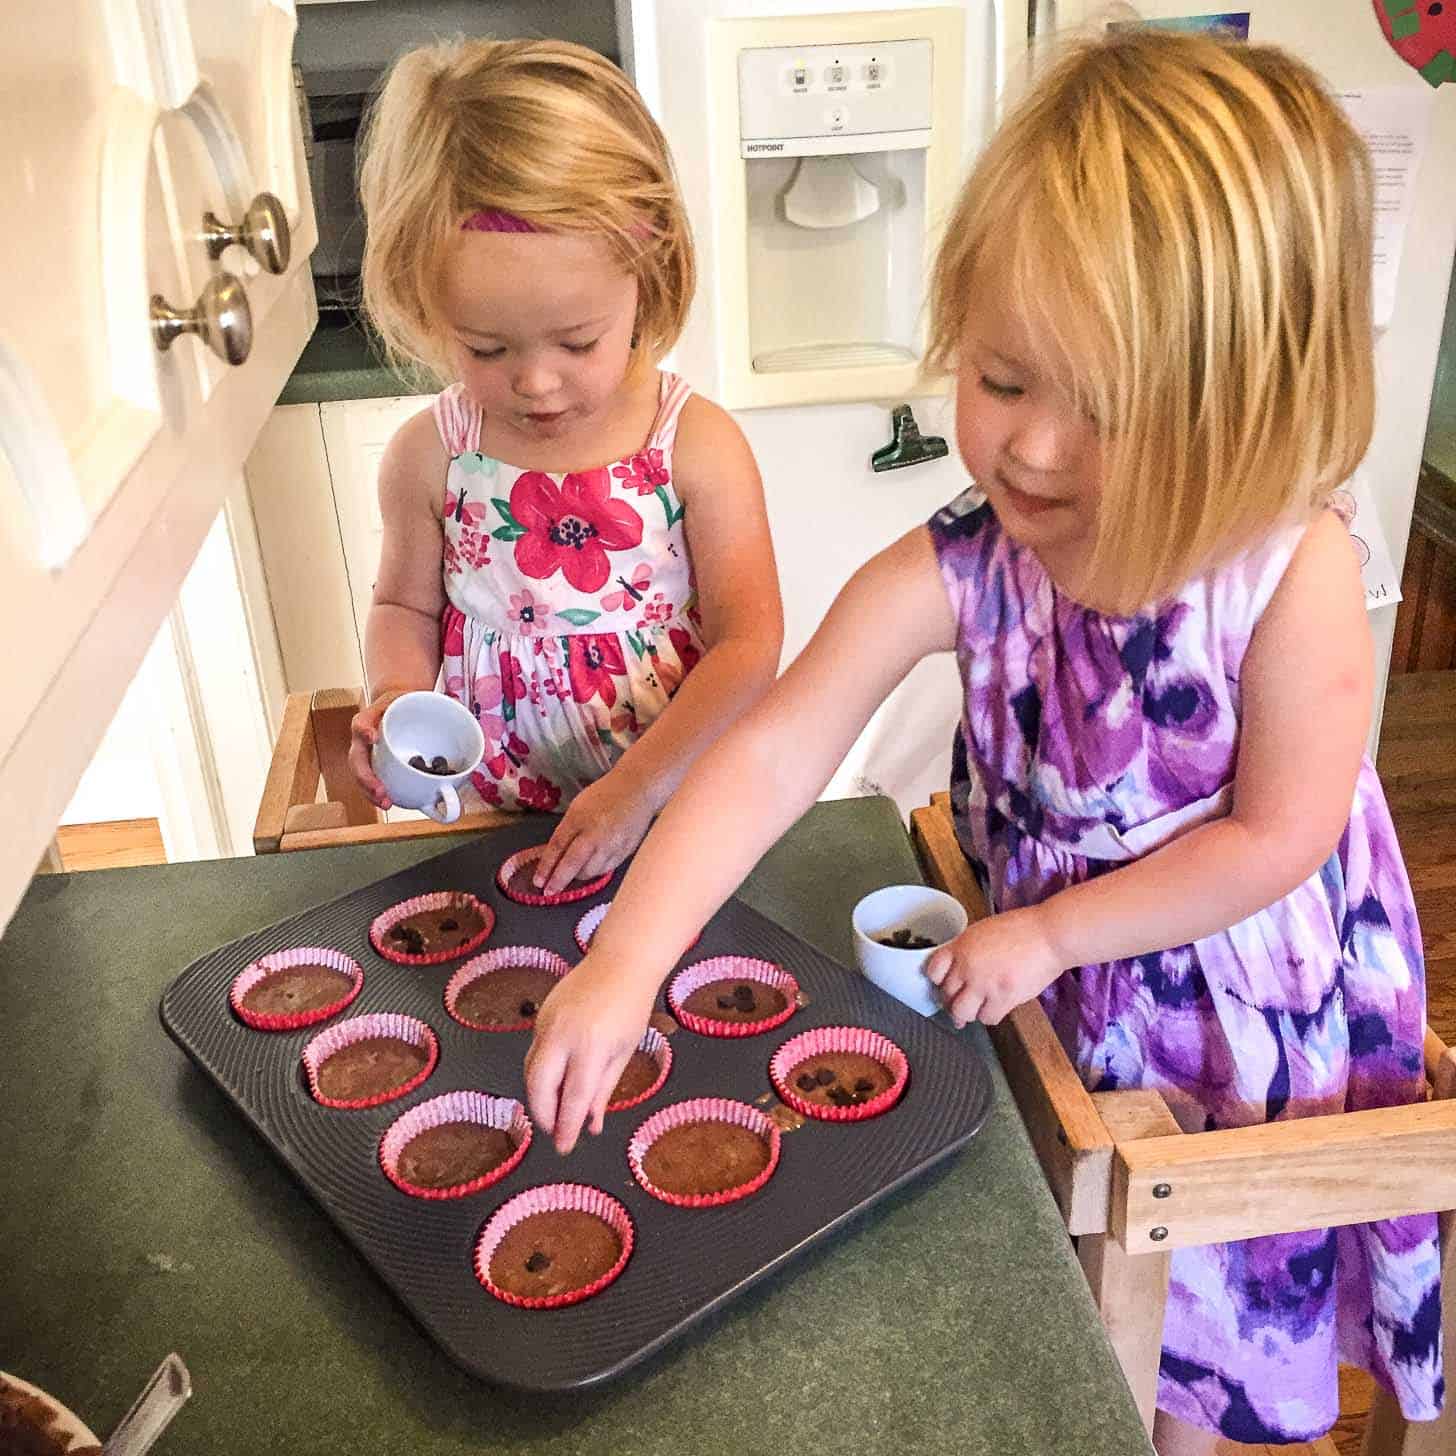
[55,817,166,872]
[1380,672,1456,1048]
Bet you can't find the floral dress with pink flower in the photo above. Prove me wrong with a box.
[432,372,705,813]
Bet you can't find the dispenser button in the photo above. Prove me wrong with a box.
[791,65,809,89]
[826,105,849,131]
[864,62,884,85]
[825,63,848,88]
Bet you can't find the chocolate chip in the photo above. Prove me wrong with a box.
[796,1073,817,1093]
[814,1067,835,1086]
[519,1000,538,1018]
[430,755,450,773]
[524,1250,551,1273]
[827,1086,856,1107]
[409,754,428,771]
[388,923,426,953]
[716,996,737,1010]
[854,1077,875,1094]
[440,918,459,932]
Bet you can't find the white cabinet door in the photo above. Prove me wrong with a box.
[319,395,434,684]
[0,0,318,930]
[247,404,368,694]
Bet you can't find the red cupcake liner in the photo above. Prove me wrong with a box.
[368,892,495,966]
[496,846,612,906]
[229,946,363,1031]
[302,1012,439,1110]
[605,1027,672,1114]
[474,1182,634,1310]
[444,946,571,1032]
[666,957,799,1038]
[769,1025,910,1123]
[379,1091,532,1200]
[627,1096,781,1209]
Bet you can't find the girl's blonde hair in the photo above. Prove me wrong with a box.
[359,37,695,381]
[927,28,1375,614]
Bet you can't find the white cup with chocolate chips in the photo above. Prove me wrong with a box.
[373,692,485,823]
[851,885,968,1018]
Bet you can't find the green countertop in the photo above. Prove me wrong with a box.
[278,315,434,405]
[0,799,1149,1455]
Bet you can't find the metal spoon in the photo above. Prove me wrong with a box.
[99,1354,190,1456]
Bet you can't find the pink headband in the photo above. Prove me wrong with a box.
[461,209,656,242]
[462,209,541,233]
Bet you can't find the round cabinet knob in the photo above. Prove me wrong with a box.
[201,191,291,274]
[150,271,253,366]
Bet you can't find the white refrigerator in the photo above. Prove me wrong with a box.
[617,0,1456,815]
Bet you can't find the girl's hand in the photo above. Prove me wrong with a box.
[524,954,658,1154]
[347,689,410,810]
[924,908,1065,1028]
[533,769,655,896]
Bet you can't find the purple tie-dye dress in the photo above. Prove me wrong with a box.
[928,489,1443,1443]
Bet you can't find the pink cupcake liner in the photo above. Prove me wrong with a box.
[474,1182,634,1310]
[573,902,611,954]
[229,946,363,1031]
[444,946,571,1031]
[627,1096,781,1208]
[302,1012,439,1110]
[379,1091,532,1200]
[605,1027,672,1114]
[368,892,495,966]
[574,900,701,957]
[769,1025,910,1123]
[666,957,800,1038]
[496,846,612,906]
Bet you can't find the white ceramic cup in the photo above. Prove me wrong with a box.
[371,691,485,824]
[851,884,969,1017]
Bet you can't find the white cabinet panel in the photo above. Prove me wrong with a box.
[320,395,433,688]
[246,404,367,693]
[0,0,319,932]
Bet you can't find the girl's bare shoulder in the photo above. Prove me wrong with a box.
[670,394,758,504]
[378,404,450,518]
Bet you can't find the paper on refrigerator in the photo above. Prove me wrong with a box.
[1336,87,1435,330]
[1330,472,1402,611]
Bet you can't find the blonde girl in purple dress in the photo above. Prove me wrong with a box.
[346,39,782,892]
[524,29,1441,1452]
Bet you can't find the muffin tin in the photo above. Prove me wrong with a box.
[159,818,993,1392]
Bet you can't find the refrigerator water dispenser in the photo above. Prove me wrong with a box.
[707,10,966,409]
[740,37,932,377]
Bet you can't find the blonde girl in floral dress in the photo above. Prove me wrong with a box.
[347,38,781,893]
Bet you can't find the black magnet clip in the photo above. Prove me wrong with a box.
[871,404,949,473]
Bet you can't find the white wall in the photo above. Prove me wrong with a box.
[61,652,167,825]
[60,490,284,861]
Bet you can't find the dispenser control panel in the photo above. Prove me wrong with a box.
[739,38,933,157]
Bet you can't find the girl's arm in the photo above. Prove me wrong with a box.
[928,511,1374,1025]
[526,525,958,1151]
[533,397,784,891]
[346,409,450,807]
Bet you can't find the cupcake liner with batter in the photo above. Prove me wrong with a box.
[769,1025,909,1122]
[229,946,363,1031]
